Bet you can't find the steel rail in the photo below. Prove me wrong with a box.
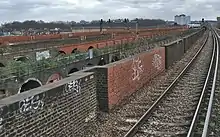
[186,30,217,137]
[201,30,219,137]
[186,30,218,137]
[123,31,209,137]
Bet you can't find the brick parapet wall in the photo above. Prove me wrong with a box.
[0,28,205,136]
[107,47,165,109]
[0,72,97,137]
[87,47,165,111]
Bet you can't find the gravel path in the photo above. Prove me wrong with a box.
[77,31,209,137]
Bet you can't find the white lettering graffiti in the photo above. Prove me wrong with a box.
[0,108,3,132]
[132,57,144,81]
[19,94,45,115]
[152,54,162,70]
[65,80,81,93]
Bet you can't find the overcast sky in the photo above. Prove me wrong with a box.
[0,0,219,23]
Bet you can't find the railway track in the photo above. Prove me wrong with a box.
[203,29,220,137]
[77,31,209,137]
[112,30,219,137]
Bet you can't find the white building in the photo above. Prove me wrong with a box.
[174,14,191,25]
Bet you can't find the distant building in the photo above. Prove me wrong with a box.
[174,14,191,25]
[217,17,220,22]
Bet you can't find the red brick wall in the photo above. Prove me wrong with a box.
[107,47,165,108]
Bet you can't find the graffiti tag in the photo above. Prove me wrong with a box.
[0,108,3,132]
[19,94,45,115]
[152,54,162,70]
[64,80,81,93]
[85,111,96,122]
[132,57,144,81]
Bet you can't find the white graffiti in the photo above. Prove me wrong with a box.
[132,57,144,81]
[0,108,3,132]
[85,111,96,122]
[65,80,81,93]
[19,94,45,115]
[0,118,2,131]
[152,54,162,70]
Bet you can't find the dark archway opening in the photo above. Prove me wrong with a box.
[68,68,79,74]
[46,73,63,84]
[0,89,6,98]
[71,48,77,53]
[48,80,54,83]
[58,51,66,56]
[98,57,106,66]
[87,63,93,66]
[88,46,94,50]
[20,80,41,93]
[15,56,29,62]
[0,63,5,67]
[88,46,94,59]
[111,56,119,62]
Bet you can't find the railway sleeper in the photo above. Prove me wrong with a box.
[148,121,191,127]
[136,129,188,137]
[122,113,146,118]
[161,101,198,107]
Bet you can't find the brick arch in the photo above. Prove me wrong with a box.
[14,56,30,62]
[87,63,93,66]
[71,48,78,53]
[46,73,63,84]
[68,68,79,75]
[18,78,42,93]
[88,46,94,59]
[58,50,66,55]
[88,46,94,50]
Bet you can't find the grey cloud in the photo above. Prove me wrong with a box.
[0,0,220,23]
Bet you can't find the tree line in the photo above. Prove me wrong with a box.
[0,19,167,31]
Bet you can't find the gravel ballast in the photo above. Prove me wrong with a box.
[77,31,209,137]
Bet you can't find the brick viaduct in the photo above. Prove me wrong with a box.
[0,27,187,96]
[0,28,205,136]
[0,27,185,62]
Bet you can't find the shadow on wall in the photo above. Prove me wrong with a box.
[19,79,42,93]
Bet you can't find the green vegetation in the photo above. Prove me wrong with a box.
[0,41,139,79]
[0,29,197,80]
[0,52,88,79]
